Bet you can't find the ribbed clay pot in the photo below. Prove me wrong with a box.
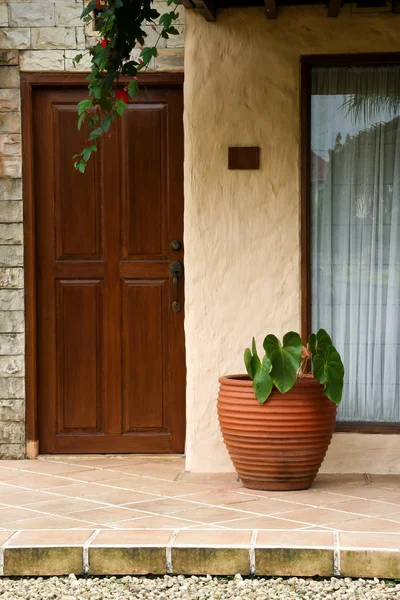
[217,374,337,491]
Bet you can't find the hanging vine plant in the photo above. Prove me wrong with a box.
[73,0,181,173]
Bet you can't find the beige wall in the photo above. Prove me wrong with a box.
[183,5,400,472]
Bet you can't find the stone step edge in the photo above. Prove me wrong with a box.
[1,539,399,578]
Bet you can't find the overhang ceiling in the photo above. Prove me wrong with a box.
[182,0,399,21]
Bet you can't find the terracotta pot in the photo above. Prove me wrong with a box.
[217,374,337,491]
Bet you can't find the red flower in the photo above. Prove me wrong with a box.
[100,38,107,48]
[116,89,129,103]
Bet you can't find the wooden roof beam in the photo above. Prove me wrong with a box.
[192,0,216,20]
[265,0,277,18]
[327,0,341,17]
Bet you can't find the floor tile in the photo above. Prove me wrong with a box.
[108,464,182,481]
[179,472,239,483]
[9,475,80,490]
[62,469,134,483]
[0,507,50,525]
[41,483,121,497]
[171,506,253,524]
[123,498,203,515]
[274,507,362,526]
[183,490,259,506]
[64,506,148,524]
[212,516,308,530]
[335,517,400,532]
[269,491,364,507]
[12,461,94,475]
[0,531,15,545]
[339,532,400,549]
[23,497,107,515]
[119,481,211,496]
[0,489,54,506]
[256,530,335,548]
[221,498,304,516]
[109,515,206,529]
[329,498,400,517]
[3,515,99,529]
[173,529,252,546]
[93,529,172,546]
[92,477,172,492]
[8,529,95,546]
[85,489,158,504]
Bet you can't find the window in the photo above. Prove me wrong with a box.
[308,61,400,424]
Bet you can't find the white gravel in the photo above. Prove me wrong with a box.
[0,574,399,600]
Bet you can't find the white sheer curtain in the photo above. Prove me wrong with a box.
[311,66,400,423]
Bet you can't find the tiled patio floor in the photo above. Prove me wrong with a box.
[1,455,400,578]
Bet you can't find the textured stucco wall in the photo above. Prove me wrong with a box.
[0,1,184,459]
[183,5,400,472]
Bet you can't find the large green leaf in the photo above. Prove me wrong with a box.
[309,329,332,358]
[263,331,302,393]
[253,355,273,404]
[313,345,344,405]
[244,337,261,379]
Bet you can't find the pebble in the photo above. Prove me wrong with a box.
[0,575,398,600]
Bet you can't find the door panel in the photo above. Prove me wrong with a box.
[122,104,167,258]
[53,106,102,260]
[33,82,185,454]
[121,280,166,433]
[56,280,104,434]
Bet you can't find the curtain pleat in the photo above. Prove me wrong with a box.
[311,65,400,423]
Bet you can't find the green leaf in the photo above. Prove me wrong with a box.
[310,329,333,358]
[166,26,179,35]
[128,80,138,99]
[308,333,316,356]
[244,348,253,378]
[159,13,172,28]
[251,337,261,374]
[115,98,127,116]
[81,145,97,162]
[73,53,83,65]
[140,47,154,64]
[243,338,261,379]
[77,99,92,116]
[114,0,124,7]
[88,127,103,141]
[81,0,96,19]
[101,113,114,133]
[263,331,302,393]
[74,160,87,174]
[253,356,273,404]
[313,345,344,405]
[77,113,85,131]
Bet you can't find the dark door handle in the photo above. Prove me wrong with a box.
[170,261,183,312]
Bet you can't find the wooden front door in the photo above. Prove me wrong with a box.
[32,79,185,454]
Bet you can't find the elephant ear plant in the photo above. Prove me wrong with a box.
[244,329,345,405]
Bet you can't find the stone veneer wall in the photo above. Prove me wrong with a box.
[0,1,184,459]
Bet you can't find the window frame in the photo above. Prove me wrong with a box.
[300,53,400,433]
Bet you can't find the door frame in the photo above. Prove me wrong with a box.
[21,72,185,454]
[299,53,400,434]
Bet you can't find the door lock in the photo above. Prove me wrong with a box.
[171,239,182,251]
